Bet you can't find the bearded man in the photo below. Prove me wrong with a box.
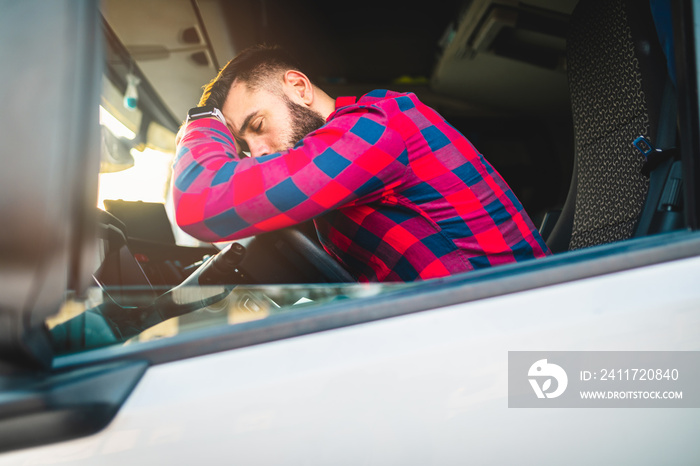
[172,45,550,282]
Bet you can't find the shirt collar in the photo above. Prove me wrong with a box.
[335,96,357,109]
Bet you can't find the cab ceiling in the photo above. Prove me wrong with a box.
[101,0,577,121]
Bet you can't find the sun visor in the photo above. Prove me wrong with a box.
[0,0,103,369]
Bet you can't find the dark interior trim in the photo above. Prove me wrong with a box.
[0,360,147,452]
[673,0,700,229]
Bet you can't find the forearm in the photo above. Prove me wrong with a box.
[172,119,254,242]
[172,111,407,243]
[172,119,350,242]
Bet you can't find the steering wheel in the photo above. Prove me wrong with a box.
[198,223,356,285]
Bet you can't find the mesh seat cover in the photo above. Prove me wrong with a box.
[567,0,651,250]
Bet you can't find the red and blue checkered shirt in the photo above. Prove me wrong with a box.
[173,90,550,281]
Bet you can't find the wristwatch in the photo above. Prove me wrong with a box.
[186,105,226,125]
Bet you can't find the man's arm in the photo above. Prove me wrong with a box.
[172,106,407,242]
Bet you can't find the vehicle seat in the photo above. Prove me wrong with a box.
[546,0,672,252]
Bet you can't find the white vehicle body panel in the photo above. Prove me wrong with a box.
[4,255,699,465]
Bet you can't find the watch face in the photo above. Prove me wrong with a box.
[187,106,225,124]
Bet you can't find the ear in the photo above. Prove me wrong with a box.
[283,70,314,106]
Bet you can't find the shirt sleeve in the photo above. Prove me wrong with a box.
[171,105,408,242]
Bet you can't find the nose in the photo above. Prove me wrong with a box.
[248,139,271,158]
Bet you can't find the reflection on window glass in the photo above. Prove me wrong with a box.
[47,283,408,355]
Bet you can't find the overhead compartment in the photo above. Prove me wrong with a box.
[431,0,578,115]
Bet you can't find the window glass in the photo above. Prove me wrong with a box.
[47,282,409,354]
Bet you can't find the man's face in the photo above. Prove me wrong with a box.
[222,80,325,157]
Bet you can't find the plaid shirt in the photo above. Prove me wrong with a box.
[173,90,550,281]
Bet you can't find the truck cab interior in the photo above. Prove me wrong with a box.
[1,0,700,453]
[95,0,688,284]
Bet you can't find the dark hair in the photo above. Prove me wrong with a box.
[198,44,303,107]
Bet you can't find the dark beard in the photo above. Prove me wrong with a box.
[284,96,327,148]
